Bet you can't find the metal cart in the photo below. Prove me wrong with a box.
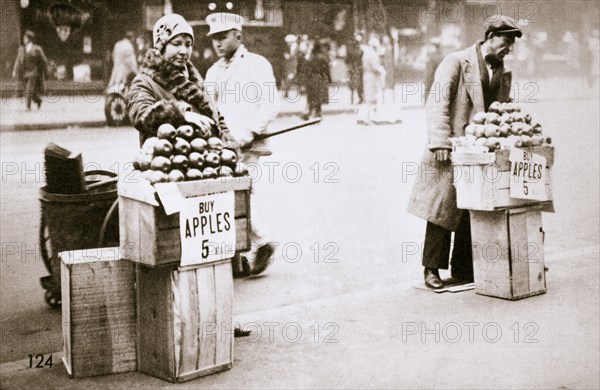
[39,170,119,308]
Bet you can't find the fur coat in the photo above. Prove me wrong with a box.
[128,49,233,144]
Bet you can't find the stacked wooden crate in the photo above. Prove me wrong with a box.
[61,177,251,381]
[452,146,554,300]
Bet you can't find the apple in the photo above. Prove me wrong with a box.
[484,137,500,152]
[170,155,189,170]
[153,139,173,157]
[149,170,168,184]
[531,135,544,146]
[510,112,524,123]
[190,138,208,153]
[186,168,203,180]
[523,114,532,124]
[544,137,552,144]
[150,156,172,172]
[220,148,238,166]
[202,167,218,179]
[489,101,502,114]
[474,124,486,138]
[532,123,542,134]
[176,125,195,140]
[512,105,521,112]
[157,123,177,140]
[484,124,500,137]
[207,137,223,151]
[510,122,525,135]
[142,137,159,155]
[188,152,205,169]
[521,124,533,136]
[520,135,532,147]
[204,152,221,167]
[499,113,512,124]
[234,162,248,177]
[173,137,191,155]
[464,124,477,136]
[139,154,153,171]
[498,123,511,137]
[168,169,185,182]
[471,112,486,124]
[219,166,234,177]
[132,151,144,170]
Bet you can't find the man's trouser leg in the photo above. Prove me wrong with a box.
[25,77,34,109]
[450,211,473,281]
[422,221,451,270]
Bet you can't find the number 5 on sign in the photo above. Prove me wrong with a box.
[509,148,548,201]
[179,191,236,266]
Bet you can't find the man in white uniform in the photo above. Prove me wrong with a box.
[205,12,279,277]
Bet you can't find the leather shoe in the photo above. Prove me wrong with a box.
[424,267,443,289]
[250,243,274,276]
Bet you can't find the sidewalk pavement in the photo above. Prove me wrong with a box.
[1,76,597,132]
[0,86,421,132]
[1,245,598,389]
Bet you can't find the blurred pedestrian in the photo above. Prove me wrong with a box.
[408,16,523,289]
[424,37,443,101]
[282,34,299,99]
[12,30,47,111]
[302,39,331,119]
[135,34,149,67]
[381,35,395,96]
[357,36,385,125]
[109,31,138,90]
[587,29,599,89]
[205,12,279,277]
[346,34,364,104]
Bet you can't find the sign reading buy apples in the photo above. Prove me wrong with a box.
[132,123,248,184]
[455,101,552,152]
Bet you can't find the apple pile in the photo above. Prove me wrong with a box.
[132,123,248,184]
[457,101,551,152]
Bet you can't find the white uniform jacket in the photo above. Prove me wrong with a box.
[205,45,279,153]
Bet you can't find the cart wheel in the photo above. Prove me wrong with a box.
[44,290,61,309]
[104,93,129,126]
[39,214,53,274]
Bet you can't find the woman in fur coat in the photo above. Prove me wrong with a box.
[128,13,235,147]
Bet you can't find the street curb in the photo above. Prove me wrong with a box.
[0,104,425,132]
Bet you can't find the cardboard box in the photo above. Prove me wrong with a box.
[453,146,554,211]
[470,206,547,300]
[136,261,234,382]
[60,248,136,378]
[118,177,251,267]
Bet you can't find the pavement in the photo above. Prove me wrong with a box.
[1,245,598,389]
[0,76,598,388]
[2,76,597,131]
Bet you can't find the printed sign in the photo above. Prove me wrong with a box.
[179,191,236,266]
[509,148,548,201]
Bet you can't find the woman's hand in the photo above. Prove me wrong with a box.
[183,111,214,133]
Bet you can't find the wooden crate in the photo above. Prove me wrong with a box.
[470,206,547,300]
[60,248,136,378]
[119,177,251,267]
[454,146,554,211]
[136,260,234,382]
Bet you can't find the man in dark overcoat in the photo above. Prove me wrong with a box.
[407,16,523,289]
[13,30,47,111]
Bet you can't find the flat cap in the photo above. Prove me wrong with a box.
[485,15,522,38]
[206,12,244,36]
